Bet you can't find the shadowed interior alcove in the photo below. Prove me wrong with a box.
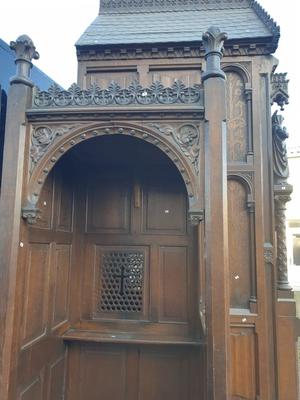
[23,134,205,400]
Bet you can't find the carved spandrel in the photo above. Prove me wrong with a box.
[226,72,247,162]
[149,123,200,175]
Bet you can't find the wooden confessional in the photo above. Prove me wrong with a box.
[0,19,299,400]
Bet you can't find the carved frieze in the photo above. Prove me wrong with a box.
[264,243,274,265]
[149,123,200,175]
[272,111,289,185]
[33,80,203,108]
[226,72,247,162]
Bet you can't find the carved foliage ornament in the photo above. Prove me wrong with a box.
[30,125,78,171]
[150,123,200,174]
[33,80,203,108]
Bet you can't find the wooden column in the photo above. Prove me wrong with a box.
[202,27,230,400]
[0,35,39,400]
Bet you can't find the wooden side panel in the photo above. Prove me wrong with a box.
[230,327,258,400]
[22,243,50,346]
[150,69,201,86]
[228,180,251,309]
[86,177,131,233]
[159,246,188,322]
[67,343,127,400]
[35,173,54,230]
[48,354,66,400]
[143,179,187,234]
[87,71,138,88]
[52,244,72,329]
[138,347,188,400]
[20,375,43,400]
[55,169,74,232]
[226,71,247,162]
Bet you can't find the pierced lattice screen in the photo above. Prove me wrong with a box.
[98,250,144,313]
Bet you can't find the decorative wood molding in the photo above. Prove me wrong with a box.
[33,80,203,108]
[26,122,202,217]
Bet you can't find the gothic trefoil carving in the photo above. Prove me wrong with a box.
[150,123,200,174]
[33,80,203,108]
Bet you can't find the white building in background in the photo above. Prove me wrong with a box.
[287,145,300,292]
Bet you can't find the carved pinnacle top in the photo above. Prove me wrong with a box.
[202,26,228,55]
[10,35,39,86]
[202,27,227,81]
[10,35,39,63]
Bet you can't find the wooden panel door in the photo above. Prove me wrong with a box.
[65,165,203,400]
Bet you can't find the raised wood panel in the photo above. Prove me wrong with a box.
[20,374,43,400]
[226,71,247,162]
[86,177,131,233]
[55,170,74,232]
[35,173,54,230]
[87,71,138,88]
[159,246,188,323]
[52,244,71,329]
[228,180,251,309]
[143,179,187,234]
[138,347,188,400]
[73,344,127,400]
[48,354,66,400]
[22,243,50,346]
[150,69,201,86]
[230,327,258,400]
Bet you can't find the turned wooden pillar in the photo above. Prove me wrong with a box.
[0,35,39,400]
[202,27,230,400]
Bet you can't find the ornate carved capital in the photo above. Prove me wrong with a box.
[202,26,227,81]
[21,202,40,224]
[271,73,289,111]
[189,209,204,226]
[10,35,39,86]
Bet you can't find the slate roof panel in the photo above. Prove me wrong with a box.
[76,1,277,47]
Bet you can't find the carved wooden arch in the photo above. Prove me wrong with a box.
[23,122,202,224]
[227,173,254,208]
[222,63,251,85]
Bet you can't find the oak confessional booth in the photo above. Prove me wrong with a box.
[0,1,299,400]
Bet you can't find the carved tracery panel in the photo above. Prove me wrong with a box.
[226,72,247,162]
